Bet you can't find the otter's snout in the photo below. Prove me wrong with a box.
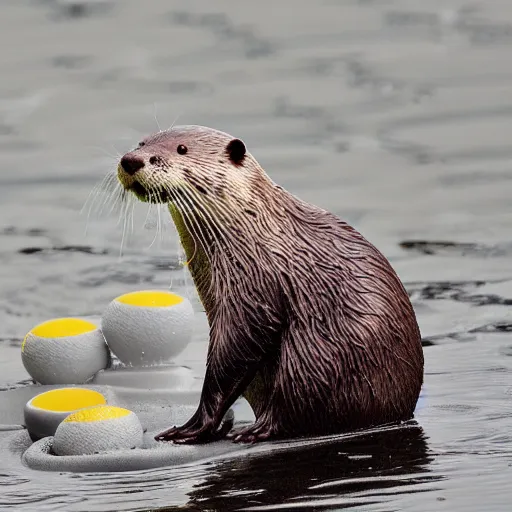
[120,154,145,176]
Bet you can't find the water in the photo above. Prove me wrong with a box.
[1,0,512,510]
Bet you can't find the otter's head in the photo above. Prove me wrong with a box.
[117,125,267,210]
[116,125,275,305]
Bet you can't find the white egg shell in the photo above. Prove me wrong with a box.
[22,323,110,385]
[53,406,144,456]
[101,291,194,366]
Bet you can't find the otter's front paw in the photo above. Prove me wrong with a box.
[227,420,276,444]
[155,409,234,444]
[155,422,215,444]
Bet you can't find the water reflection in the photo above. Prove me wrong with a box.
[171,423,438,511]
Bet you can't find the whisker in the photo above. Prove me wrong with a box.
[143,199,153,229]
[107,185,125,217]
[156,196,162,247]
[176,185,238,274]
[182,186,266,292]
[153,102,162,132]
[180,187,222,252]
[110,143,123,159]
[89,172,118,215]
[169,113,181,131]
[130,198,135,236]
[168,187,206,266]
[80,171,114,216]
[119,195,130,258]
[158,189,168,245]
[116,190,130,228]
[82,171,121,236]
[179,185,237,257]
[171,189,224,302]
[157,190,165,247]
[148,191,161,249]
[175,203,199,266]
[84,145,121,161]
[96,174,122,216]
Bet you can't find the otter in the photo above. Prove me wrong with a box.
[116,125,424,444]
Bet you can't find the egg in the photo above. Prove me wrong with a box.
[52,405,144,456]
[21,318,110,385]
[24,387,107,441]
[101,290,193,366]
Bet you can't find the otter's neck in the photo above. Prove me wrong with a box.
[168,204,215,318]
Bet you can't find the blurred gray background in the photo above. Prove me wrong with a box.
[0,1,512,511]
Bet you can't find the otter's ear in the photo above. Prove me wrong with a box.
[226,138,246,165]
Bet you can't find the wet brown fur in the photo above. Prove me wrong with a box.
[117,125,424,444]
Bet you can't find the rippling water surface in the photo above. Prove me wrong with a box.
[1,0,512,510]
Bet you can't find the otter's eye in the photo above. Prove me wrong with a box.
[177,144,188,155]
[138,142,145,147]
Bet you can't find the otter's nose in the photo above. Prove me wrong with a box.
[120,154,145,176]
